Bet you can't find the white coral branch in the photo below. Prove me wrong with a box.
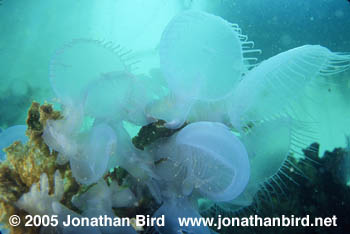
[15,170,64,216]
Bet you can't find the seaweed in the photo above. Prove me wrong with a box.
[132,120,186,150]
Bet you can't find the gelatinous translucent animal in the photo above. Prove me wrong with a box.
[229,45,350,130]
[159,10,258,101]
[49,38,136,103]
[232,118,296,206]
[149,10,260,128]
[37,8,350,234]
[43,103,84,165]
[154,198,211,234]
[145,93,194,129]
[84,71,155,125]
[153,121,250,202]
[50,38,158,126]
[72,180,137,234]
[70,123,117,185]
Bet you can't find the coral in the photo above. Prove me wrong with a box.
[1,8,350,234]
[15,171,64,216]
[0,102,81,234]
[0,101,165,233]
[1,102,349,233]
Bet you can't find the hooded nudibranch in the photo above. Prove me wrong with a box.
[159,10,258,101]
[152,121,250,202]
[149,10,260,129]
[16,7,349,234]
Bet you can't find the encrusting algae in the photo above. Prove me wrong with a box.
[0,102,81,234]
[0,102,178,234]
[1,100,350,233]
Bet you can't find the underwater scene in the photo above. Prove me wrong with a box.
[1,0,350,233]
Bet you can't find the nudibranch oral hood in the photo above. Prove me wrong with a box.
[229,45,350,130]
[159,10,249,101]
[1,5,350,234]
[152,121,250,201]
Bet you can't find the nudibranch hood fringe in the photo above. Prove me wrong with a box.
[1,9,349,234]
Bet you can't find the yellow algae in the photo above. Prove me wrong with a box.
[0,102,81,234]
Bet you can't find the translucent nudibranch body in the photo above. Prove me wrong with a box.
[229,45,350,130]
[153,198,211,234]
[160,10,245,101]
[151,9,261,128]
[49,38,134,104]
[6,7,349,234]
[70,123,117,185]
[153,121,250,202]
